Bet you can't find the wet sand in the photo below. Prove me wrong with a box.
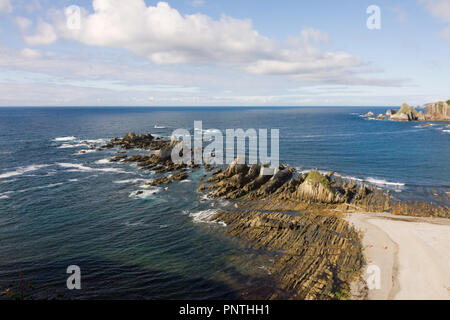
[346,212,450,300]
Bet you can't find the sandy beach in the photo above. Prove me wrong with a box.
[347,212,450,300]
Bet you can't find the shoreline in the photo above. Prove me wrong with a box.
[346,212,450,300]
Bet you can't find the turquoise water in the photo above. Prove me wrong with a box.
[0,107,448,299]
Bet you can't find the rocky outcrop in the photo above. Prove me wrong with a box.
[171,171,188,181]
[390,103,425,121]
[385,109,396,117]
[380,100,450,122]
[104,131,164,150]
[425,101,450,121]
[255,168,295,197]
[109,154,128,162]
[148,177,172,186]
[292,170,345,204]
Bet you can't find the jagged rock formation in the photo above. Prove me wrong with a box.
[425,101,450,121]
[209,210,364,300]
[385,109,396,117]
[148,177,172,186]
[390,103,425,121]
[109,154,127,162]
[202,160,449,218]
[362,111,374,117]
[379,100,450,122]
[171,171,188,181]
[207,165,349,205]
[292,170,345,204]
[104,131,166,150]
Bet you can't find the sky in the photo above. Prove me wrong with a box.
[0,0,449,107]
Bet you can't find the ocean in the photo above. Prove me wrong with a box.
[0,106,449,299]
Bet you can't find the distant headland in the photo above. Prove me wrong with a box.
[362,100,450,122]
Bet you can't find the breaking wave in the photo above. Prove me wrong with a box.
[364,177,405,187]
[129,188,161,200]
[53,136,76,142]
[0,164,50,179]
[189,209,226,227]
[57,163,129,174]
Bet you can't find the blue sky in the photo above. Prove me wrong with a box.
[0,0,449,106]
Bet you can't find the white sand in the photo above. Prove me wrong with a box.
[346,212,450,300]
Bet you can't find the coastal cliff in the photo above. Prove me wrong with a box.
[362,100,450,122]
[425,101,450,121]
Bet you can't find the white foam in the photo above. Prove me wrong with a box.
[154,125,166,129]
[199,193,213,202]
[95,159,110,164]
[129,188,161,199]
[217,199,231,207]
[296,168,330,176]
[75,149,96,155]
[124,221,149,227]
[335,172,404,187]
[58,143,89,149]
[114,178,152,184]
[53,136,76,142]
[0,195,9,199]
[443,130,450,133]
[179,179,192,183]
[334,173,364,182]
[0,178,16,184]
[364,177,405,187]
[189,209,226,226]
[84,139,107,144]
[189,209,217,222]
[14,182,64,194]
[0,164,49,179]
[57,162,128,174]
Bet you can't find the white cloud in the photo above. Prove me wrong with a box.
[190,0,205,7]
[246,50,362,76]
[20,48,43,58]
[0,0,12,13]
[36,0,400,85]
[53,1,274,65]
[441,25,450,39]
[420,0,450,41]
[300,28,330,44]
[23,20,58,45]
[16,17,32,31]
[19,0,407,87]
[421,0,450,22]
